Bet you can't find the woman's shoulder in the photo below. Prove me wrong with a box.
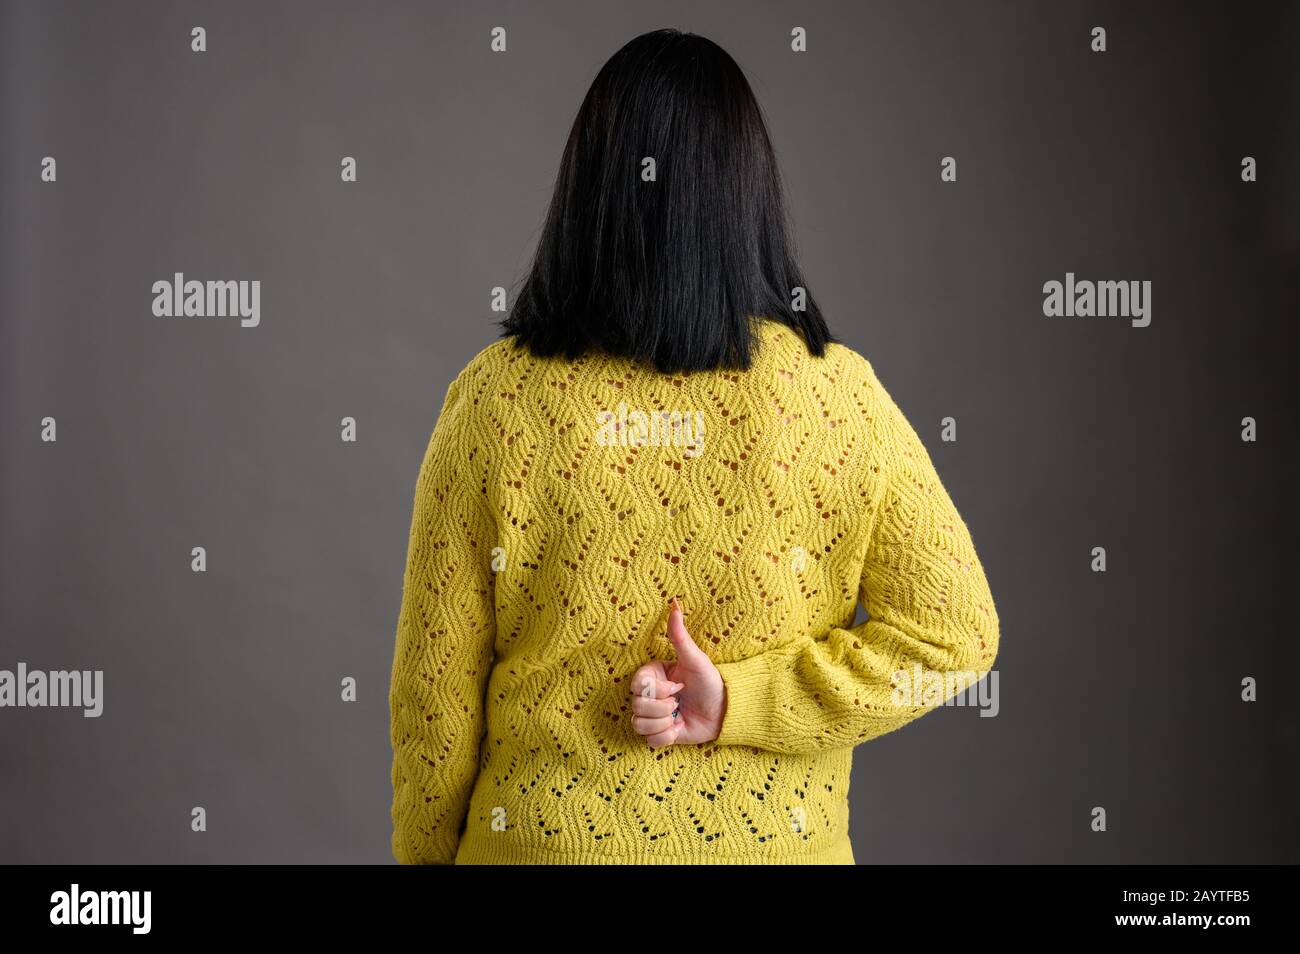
[455,334,527,383]
[753,319,882,391]
[439,335,533,410]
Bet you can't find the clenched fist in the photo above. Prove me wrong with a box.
[629,597,726,748]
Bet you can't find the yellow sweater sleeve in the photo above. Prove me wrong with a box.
[388,373,496,864]
[713,364,1000,753]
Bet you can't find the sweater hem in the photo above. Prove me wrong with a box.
[452,833,855,865]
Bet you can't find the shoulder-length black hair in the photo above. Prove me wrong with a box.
[500,28,833,374]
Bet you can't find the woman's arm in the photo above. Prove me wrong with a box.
[712,363,1000,753]
[389,372,496,864]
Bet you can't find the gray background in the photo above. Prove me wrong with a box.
[2,0,1297,864]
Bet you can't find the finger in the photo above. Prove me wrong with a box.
[632,672,681,700]
[631,661,669,692]
[666,597,710,667]
[631,694,678,717]
[632,712,676,736]
[644,723,683,749]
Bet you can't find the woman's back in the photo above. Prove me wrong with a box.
[390,317,999,864]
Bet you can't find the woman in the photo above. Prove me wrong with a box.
[388,28,999,865]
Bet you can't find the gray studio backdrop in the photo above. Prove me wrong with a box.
[2,0,1297,864]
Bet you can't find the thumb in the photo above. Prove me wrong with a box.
[665,597,710,669]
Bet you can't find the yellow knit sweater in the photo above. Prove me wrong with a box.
[389,318,999,864]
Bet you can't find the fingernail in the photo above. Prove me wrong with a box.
[669,596,680,612]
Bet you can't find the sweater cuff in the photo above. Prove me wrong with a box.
[714,653,777,748]
[393,828,457,865]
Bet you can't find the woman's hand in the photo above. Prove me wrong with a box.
[629,597,726,748]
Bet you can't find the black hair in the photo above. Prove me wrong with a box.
[499,28,833,374]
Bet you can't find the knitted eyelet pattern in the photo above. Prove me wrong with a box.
[389,320,999,863]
